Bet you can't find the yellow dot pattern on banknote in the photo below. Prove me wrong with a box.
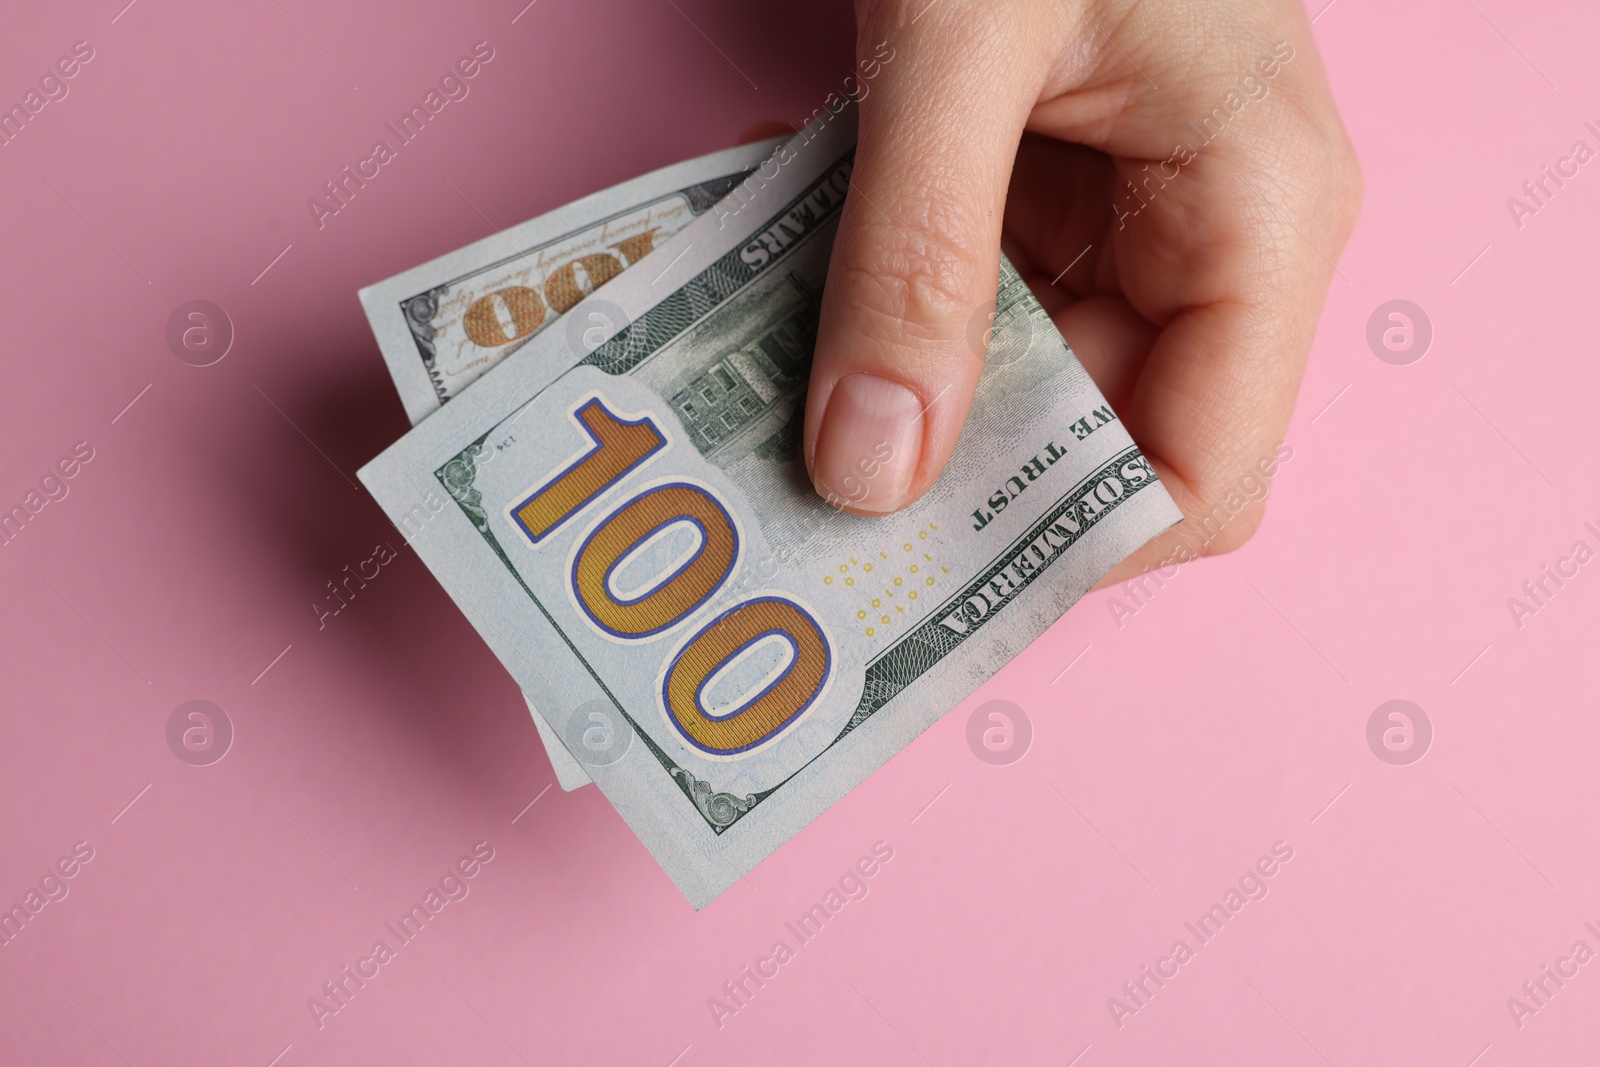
[823,524,949,640]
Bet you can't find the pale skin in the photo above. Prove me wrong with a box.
[765,0,1362,584]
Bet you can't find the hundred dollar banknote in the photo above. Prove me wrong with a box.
[358,106,1181,906]
[358,138,785,425]
[360,139,784,790]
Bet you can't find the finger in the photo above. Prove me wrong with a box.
[803,1,1048,514]
[1001,134,1116,309]
[1116,42,1359,568]
[1050,296,1157,416]
[1019,9,1362,570]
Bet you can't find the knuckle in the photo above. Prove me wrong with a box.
[1330,137,1365,235]
[834,186,988,343]
[1170,464,1273,556]
[1191,502,1265,556]
[1300,110,1365,240]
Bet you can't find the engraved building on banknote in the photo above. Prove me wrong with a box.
[667,277,819,454]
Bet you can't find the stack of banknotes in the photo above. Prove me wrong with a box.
[357,106,1180,906]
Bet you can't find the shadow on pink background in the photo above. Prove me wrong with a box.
[1,0,1597,1064]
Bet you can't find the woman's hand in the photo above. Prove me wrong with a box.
[802,0,1361,580]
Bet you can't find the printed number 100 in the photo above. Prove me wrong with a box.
[509,396,831,756]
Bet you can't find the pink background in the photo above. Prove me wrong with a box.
[2,0,1597,1063]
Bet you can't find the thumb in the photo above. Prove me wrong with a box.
[803,4,1042,514]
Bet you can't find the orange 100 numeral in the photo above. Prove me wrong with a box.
[511,395,831,755]
[460,231,660,348]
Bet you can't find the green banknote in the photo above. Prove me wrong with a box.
[360,139,785,789]
[359,107,1180,906]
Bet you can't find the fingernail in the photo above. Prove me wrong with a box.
[811,373,923,514]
